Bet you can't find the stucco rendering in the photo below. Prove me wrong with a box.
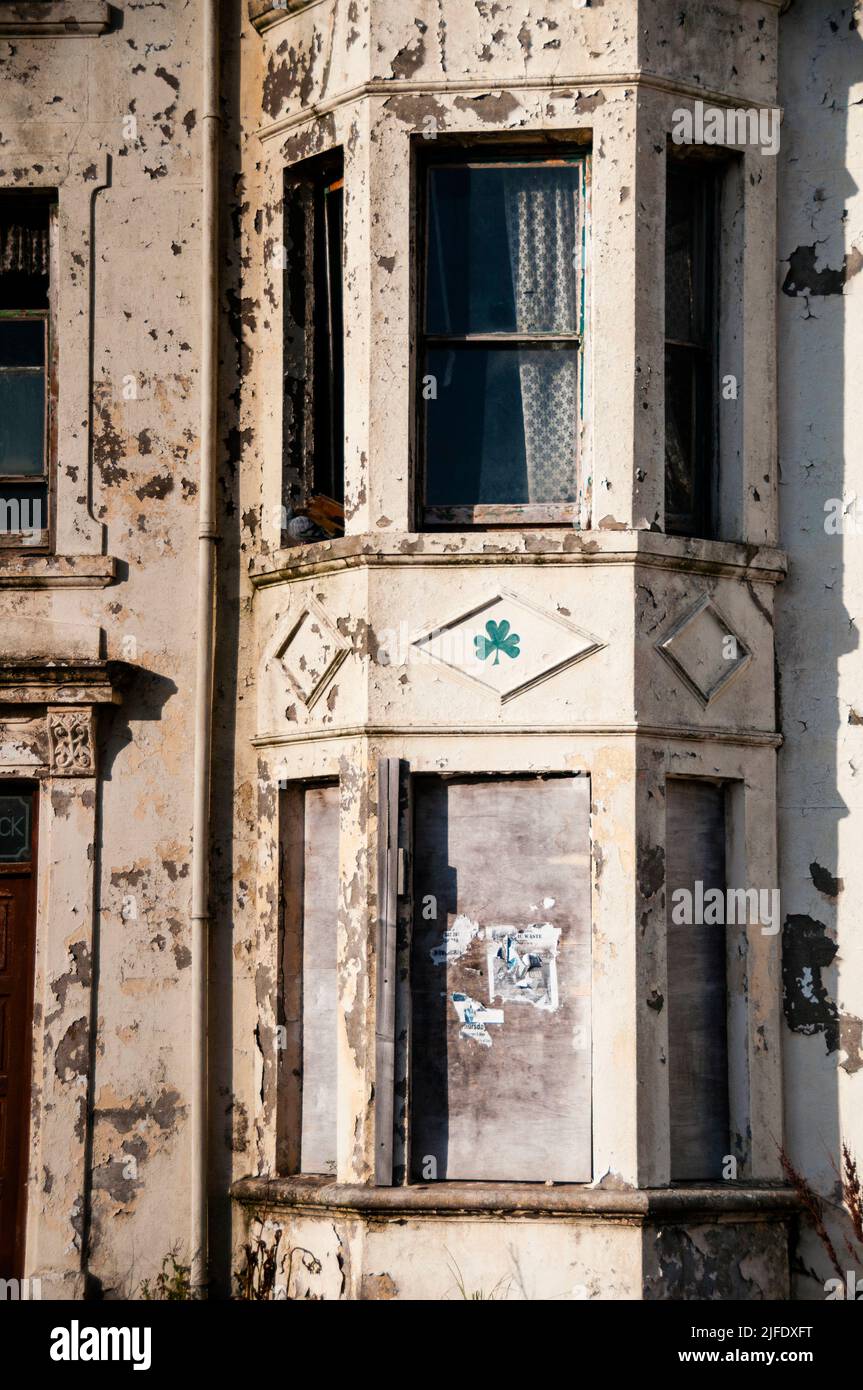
[0,0,860,1310]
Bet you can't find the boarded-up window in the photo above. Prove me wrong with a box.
[410,774,591,1182]
[666,778,730,1179]
[280,782,339,1176]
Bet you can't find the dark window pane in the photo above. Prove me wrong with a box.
[665,178,696,344]
[665,160,716,537]
[0,368,45,474]
[427,163,582,336]
[425,345,578,506]
[0,481,47,540]
[0,195,51,310]
[283,156,344,529]
[0,792,32,862]
[665,345,695,523]
[0,318,44,367]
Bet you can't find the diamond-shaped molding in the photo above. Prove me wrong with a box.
[411,589,604,703]
[275,598,348,708]
[657,596,751,706]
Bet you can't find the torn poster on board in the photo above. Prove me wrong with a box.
[430,914,481,966]
[450,992,504,1047]
[486,923,561,1012]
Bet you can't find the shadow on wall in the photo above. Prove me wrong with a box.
[776,0,863,1300]
[208,0,246,1298]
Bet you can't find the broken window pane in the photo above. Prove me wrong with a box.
[422,154,587,522]
[283,154,345,541]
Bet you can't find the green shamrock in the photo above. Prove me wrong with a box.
[474,619,521,666]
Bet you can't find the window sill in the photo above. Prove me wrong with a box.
[249,1,315,33]
[0,553,116,589]
[232,1174,798,1220]
[0,2,112,34]
[250,530,788,588]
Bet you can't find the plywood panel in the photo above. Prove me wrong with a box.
[666,778,730,1180]
[410,775,591,1182]
[299,783,339,1176]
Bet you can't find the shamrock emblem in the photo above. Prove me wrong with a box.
[474,618,521,666]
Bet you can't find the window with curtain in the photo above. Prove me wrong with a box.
[419,150,589,527]
[0,193,54,550]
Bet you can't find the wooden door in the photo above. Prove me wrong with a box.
[0,784,38,1279]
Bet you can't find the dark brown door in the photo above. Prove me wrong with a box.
[0,784,38,1279]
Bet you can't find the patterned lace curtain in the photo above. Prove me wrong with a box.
[502,169,579,502]
[0,221,49,275]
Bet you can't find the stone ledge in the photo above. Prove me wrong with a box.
[0,3,112,35]
[0,659,130,705]
[232,1175,799,1222]
[0,554,116,589]
[250,532,788,589]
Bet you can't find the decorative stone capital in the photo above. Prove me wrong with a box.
[47,707,96,777]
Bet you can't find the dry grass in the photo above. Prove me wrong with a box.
[781,1142,863,1286]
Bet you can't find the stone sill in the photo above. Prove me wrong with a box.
[0,2,112,34]
[0,554,116,588]
[233,1176,799,1222]
[249,0,315,34]
[250,532,788,589]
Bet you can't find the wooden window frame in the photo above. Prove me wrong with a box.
[416,146,589,531]
[0,197,57,552]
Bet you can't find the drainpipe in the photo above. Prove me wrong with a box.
[191,0,220,1293]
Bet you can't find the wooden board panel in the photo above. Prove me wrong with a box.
[374,758,399,1184]
[299,783,339,1176]
[666,778,730,1180]
[410,775,591,1182]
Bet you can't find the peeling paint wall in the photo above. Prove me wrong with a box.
[0,1,265,1297]
[776,0,863,1299]
[3,0,858,1303]
[233,0,793,1300]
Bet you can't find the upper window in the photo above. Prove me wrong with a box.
[419,149,589,528]
[283,151,344,543]
[0,194,54,550]
[664,158,719,538]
